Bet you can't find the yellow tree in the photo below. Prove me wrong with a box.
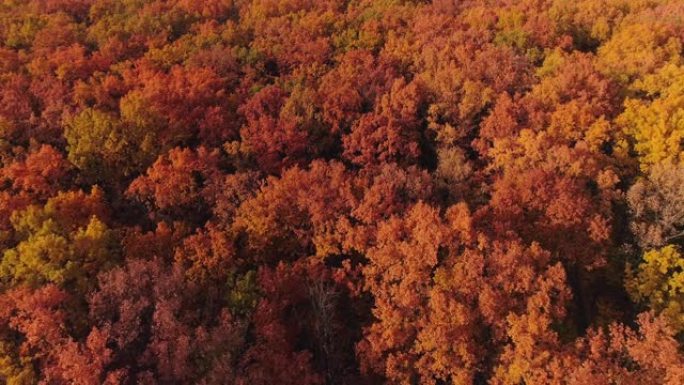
[627,245,684,332]
[618,64,684,170]
[0,188,119,294]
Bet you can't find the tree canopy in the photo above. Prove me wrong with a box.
[0,0,683,384]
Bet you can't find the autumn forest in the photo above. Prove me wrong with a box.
[0,0,683,384]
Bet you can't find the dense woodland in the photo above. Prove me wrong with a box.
[0,0,683,384]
